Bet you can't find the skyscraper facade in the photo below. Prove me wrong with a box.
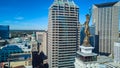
[0,25,9,39]
[48,0,79,68]
[92,1,120,55]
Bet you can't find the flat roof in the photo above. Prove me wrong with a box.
[105,62,120,67]
[76,56,113,64]
[10,53,31,56]
[95,1,118,7]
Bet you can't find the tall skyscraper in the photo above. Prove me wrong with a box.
[0,25,9,39]
[92,1,120,55]
[48,0,79,68]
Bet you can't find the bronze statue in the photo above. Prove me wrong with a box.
[82,14,91,47]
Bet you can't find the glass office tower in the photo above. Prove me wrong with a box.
[0,25,9,39]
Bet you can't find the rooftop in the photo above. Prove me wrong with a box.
[76,56,113,64]
[50,0,79,9]
[77,51,97,57]
[95,1,118,7]
[105,62,120,68]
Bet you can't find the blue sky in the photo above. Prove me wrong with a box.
[0,0,119,30]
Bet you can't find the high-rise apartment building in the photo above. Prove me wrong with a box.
[92,1,120,55]
[48,0,79,68]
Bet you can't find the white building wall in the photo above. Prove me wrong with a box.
[74,58,100,68]
[114,42,120,64]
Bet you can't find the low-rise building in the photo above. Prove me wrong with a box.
[0,43,32,67]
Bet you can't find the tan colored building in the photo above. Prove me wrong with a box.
[4,60,32,68]
[36,31,47,55]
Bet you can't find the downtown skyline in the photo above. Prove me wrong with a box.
[0,0,119,30]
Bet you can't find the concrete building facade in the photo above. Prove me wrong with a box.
[48,0,79,68]
[36,31,47,55]
[92,1,120,55]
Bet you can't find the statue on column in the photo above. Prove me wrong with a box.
[82,14,91,47]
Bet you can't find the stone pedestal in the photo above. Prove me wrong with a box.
[80,45,94,54]
[74,45,97,68]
